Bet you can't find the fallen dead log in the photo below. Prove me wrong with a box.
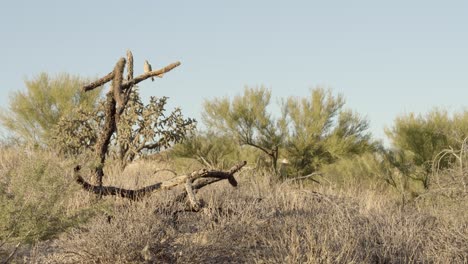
[73,161,246,208]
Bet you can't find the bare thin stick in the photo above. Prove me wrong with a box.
[121,61,181,90]
[2,242,21,264]
[82,61,181,93]
[82,72,113,92]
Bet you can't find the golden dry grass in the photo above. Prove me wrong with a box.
[1,149,467,263]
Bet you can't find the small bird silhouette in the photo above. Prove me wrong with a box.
[144,60,154,81]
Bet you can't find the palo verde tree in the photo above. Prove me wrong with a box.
[284,88,374,176]
[0,73,101,145]
[202,87,373,176]
[172,130,242,169]
[203,86,287,172]
[385,108,468,189]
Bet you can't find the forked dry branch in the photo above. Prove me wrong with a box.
[74,51,246,209]
[73,161,246,209]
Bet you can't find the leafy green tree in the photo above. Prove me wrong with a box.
[203,86,286,172]
[284,88,374,175]
[0,73,102,145]
[385,109,468,188]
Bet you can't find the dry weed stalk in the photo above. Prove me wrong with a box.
[432,136,467,193]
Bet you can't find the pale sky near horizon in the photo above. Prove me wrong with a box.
[1,0,467,143]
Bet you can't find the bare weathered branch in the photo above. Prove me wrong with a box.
[77,52,187,197]
[82,71,113,92]
[94,92,116,186]
[74,161,246,201]
[82,60,180,92]
[121,61,181,90]
[185,178,201,211]
[126,50,134,81]
[113,58,126,109]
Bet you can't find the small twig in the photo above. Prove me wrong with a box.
[2,242,21,264]
[185,178,201,211]
[153,168,178,177]
[281,172,322,187]
[197,155,214,169]
[82,71,114,92]
[121,61,181,90]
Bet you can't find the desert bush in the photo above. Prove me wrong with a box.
[203,87,374,176]
[0,148,94,245]
[0,73,102,145]
[171,131,242,169]
[39,203,175,263]
[283,88,375,176]
[415,137,468,209]
[203,86,286,172]
[320,153,393,190]
[386,108,468,188]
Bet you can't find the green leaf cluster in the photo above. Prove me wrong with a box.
[0,73,102,145]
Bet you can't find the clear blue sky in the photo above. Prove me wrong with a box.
[1,0,467,142]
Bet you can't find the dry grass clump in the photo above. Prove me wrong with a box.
[1,148,465,263]
[35,203,176,263]
[31,161,467,264]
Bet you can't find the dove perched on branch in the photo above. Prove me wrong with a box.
[144,60,154,81]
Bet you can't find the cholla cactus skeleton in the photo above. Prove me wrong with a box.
[61,50,246,208]
[60,51,191,186]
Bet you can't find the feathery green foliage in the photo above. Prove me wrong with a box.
[0,148,94,244]
[284,88,374,175]
[0,73,102,145]
[202,86,373,176]
[203,86,286,171]
[386,108,468,188]
[171,131,241,169]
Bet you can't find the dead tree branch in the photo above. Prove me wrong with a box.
[121,61,181,89]
[74,161,246,203]
[126,50,134,81]
[82,71,114,92]
[82,61,181,92]
[79,52,182,187]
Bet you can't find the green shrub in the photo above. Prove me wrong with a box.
[203,86,285,172]
[284,88,375,176]
[0,73,102,145]
[386,109,468,188]
[171,131,242,169]
[202,87,374,176]
[0,148,93,244]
